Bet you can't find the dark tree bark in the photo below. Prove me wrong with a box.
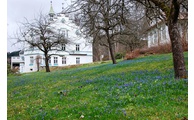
[36,55,42,72]
[135,0,188,79]
[45,58,50,72]
[167,0,187,79]
[44,53,50,72]
[106,30,117,64]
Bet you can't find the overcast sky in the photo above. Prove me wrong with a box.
[7,0,71,52]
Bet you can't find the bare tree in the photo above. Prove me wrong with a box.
[75,0,130,64]
[69,0,188,79]
[15,13,69,72]
[36,55,42,72]
[131,0,188,79]
[116,15,149,52]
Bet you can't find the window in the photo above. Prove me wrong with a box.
[62,44,66,51]
[62,31,66,38]
[75,29,81,36]
[42,57,45,65]
[21,56,24,60]
[154,30,157,44]
[162,26,166,41]
[30,56,34,65]
[49,58,51,64]
[29,46,34,50]
[61,18,65,23]
[76,44,80,51]
[54,57,58,64]
[76,57,80,64]
[62,57,66,64]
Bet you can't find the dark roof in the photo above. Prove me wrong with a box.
[19,50,24,54]
[7,50,21,58]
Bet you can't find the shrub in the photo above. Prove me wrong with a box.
[7,64,20,76]
[139,43,172,55]
[125,49,140,60]
[124,43,173,60]
[182,41,188,51]
[115,53,124,59]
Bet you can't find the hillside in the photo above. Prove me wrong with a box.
[7,52,188,120]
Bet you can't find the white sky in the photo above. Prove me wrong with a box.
[7,0,71,52]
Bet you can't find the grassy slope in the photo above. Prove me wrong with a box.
[7,52,188,120]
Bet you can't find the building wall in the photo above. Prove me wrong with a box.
[147,24,170,47]
[22,37,93,73]
[22,53,92,73]
[146,20,187,48]
[23,54,38,72]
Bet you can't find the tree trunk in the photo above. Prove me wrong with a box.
[168,19,187,79]
[37,63,39,72]
[44,53,50,72]
[167,0,187,79]
[106,31,117,64]
[36,57,40,72]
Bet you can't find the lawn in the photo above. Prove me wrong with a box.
[7,52,188,120]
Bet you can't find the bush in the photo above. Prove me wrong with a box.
[124,40,188,60]
[139,43,172,55]
[115,53,124,59]
[7,64,20,76]
[125,49,140,60]
[124,43,172,60]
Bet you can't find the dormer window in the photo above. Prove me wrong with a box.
[61,18,65,23]
[75,29,81,36]
[62,44,66,51]
[76,44,80,51]
[29,45,34,51]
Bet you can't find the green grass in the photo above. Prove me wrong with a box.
[7,52,188,120]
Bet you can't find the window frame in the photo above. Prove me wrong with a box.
[54,57,58,64]
[30,56,34,65]
[76,44,80,51]
[61,44,66,51]
[62,57,66,64]
[76,57,80,64]
[48,58,51,64]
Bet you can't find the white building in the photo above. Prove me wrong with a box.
[144,13,188,48]
[11,2,93,73]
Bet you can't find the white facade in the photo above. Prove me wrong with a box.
[11,4,93,73]
[146,23,170,48]
[145,19,187,48]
